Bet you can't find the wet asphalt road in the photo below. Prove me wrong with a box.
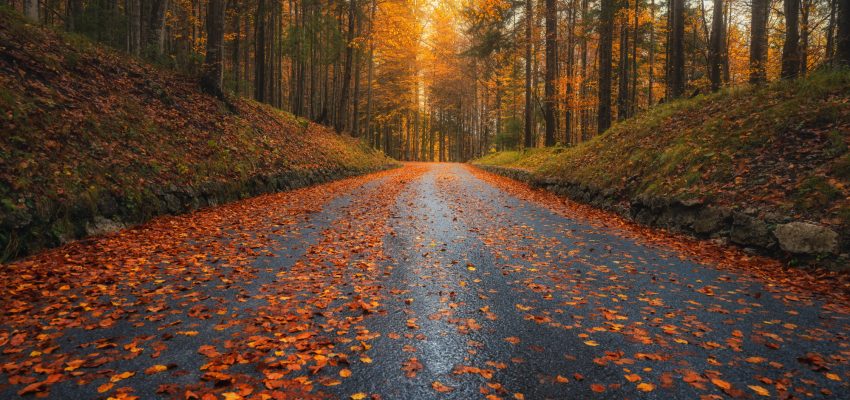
[2,163,849,399]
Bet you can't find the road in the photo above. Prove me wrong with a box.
[1,163,849,399]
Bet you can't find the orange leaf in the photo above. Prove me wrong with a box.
[432,381,455,393]
[145,364,168,375]
[637,382,655,392]
[710,378,731,390]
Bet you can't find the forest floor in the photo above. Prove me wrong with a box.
[2,163,849,399]
[0,9,392,260]
[475,70,850,252]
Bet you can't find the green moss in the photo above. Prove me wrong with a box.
[832,154,850,180]
[794,176,842,210]
[836,206,850,226]
[826,130,848,158]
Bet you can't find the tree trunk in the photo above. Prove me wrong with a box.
[202,0,226,98]
[524,0,534,148]
[24,0,38,22]
[630,0,639,116]
[352,3,362,137]
[837,0,850,65]
[364,0,376,140]
[648,0,655,105]
[800,0,810,75]
[722,0,731,82]
[580,0,590,141]
[565,0,575,144]
[781,0,801,78]
[749,0,769,83]
[254,0,267,102]
[336,0,356,133]
[827,0,837,62]
[126,0,141,55]
[67,0,82,31]
[544,0,557,146]
[231,1,240,95]
[598,0,615,133]
[708,0,724,91]
[668,0,685,98]
[617,20,629,121]
[146,0,169,58]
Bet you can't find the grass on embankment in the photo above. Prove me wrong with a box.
[474,69,850,231]
[0,8,394,260]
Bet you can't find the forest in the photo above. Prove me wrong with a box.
[7,0,848,161]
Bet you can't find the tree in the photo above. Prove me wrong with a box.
[598,0,615,133]
[126,0,141,55]
[24,0,38,22]
[544,0,558,146]
[524,0,534,148]
[668,0,685,98]
[839,0,850,65]
[202,0,226,98]
[750,0,769,83]
[781,0,801,78]
[617,8,630,121]
[337,0,357,133]
[254,0,267,102]
[146,0,169,58]
[708,0,725,91]
[67,0,83,31]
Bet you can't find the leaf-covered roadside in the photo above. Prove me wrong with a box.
[467,166,850,301]
[0,166,421,399]
[0,10,393,260]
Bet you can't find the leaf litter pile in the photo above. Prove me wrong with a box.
[2,163,850,399]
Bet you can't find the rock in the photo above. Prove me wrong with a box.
[773,222,838,254]
[692,207,731,235]
[85,216,125,237]
[730,212,774,248]
[678,197,704,207]
[709,237,729,247]
[163,193,180,213]
[97,193,119,217]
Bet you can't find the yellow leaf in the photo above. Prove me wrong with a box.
[351,393,368,400]
[826,373,842,381]
[110,371,135,383]
[748,385,770,396]
[340,368,352,378]
[584,340,599,347]
[145,364,168,375]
